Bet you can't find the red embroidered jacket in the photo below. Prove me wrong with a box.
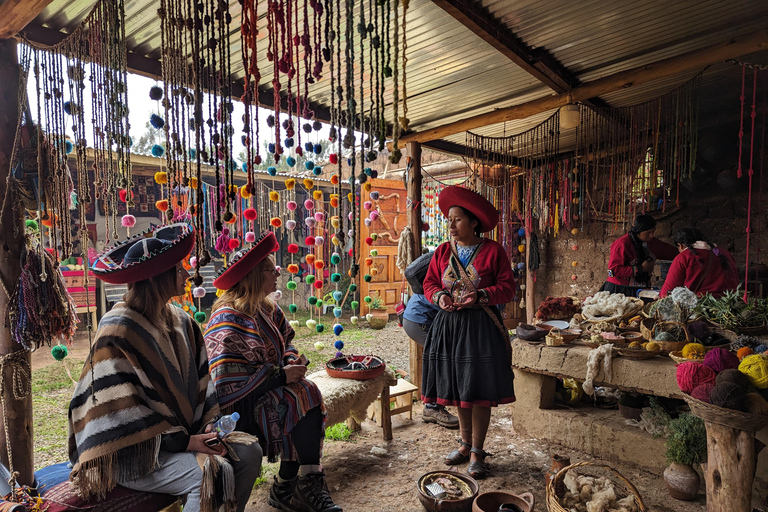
[606,233,678,286]
[423,239,516,306]
[660,248,739,298]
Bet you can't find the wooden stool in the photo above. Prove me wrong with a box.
[368,379,419,428]
[75,306,98,330]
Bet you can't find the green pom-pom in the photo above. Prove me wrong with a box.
[330,254,341,265]
[316,324,325,333]
[364,296,373,303]
[316,300,324,308]
[286,281,298,290]
[331,273,341,282]
[349,284,358,292]
[289,304,298,313]
[25,219,39,231]
[194,312,207,324]
[351,300,359,309]
[364,274,372,282]
[308,296,318,305]
[306,275,316,284]
[51,345,68,361]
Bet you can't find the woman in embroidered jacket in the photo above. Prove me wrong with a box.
[204,231,341,512]
[69,223,262,512]
[422,186,516,480]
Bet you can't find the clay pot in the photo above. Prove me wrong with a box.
[545,454,570,485]
[368,309,389,330]
[472,491,534,512]
[663,463,700,501]
[417,471,479,512]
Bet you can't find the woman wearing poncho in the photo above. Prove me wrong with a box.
[69,223,262,512]
[422,186,516,480]
[205,231,341,512]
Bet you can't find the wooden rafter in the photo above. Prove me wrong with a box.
[0,0,53,40]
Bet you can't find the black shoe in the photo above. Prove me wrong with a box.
[268,476,300,511]
[294,472,343,512]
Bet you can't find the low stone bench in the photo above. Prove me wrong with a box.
[307,367,398,440]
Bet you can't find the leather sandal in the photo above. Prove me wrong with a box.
[444,439,471,466]
[467,447,492,479]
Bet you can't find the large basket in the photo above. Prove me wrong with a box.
[652,321,690,354]
[613,347,659,360]
[639,318,655,341]
[546,461,646,512]
[683,393,768,432]
[325,354,386,380]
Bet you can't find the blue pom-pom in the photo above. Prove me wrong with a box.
[313,144,322,154]
[313,167,322,176]
[150,114,165,129]
[364,167,372,176]
[518,228,526,237]
[267,115,275,127]
[268,166,277,176]
[268,143,276,153]
[285,137,294,148]
[305,161,314,171]
[347,158,352,166]
[333,307,343,317]
[334,340,344,350]
[334,324,344,336]
[242,162,248,172]
[151,144,165,157]
[304,142,314,152]
[286,156,297,167]
[63,101,72,115]
[65,140,74,155]
[189,148,197,160]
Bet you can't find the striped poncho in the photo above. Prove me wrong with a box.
[204,305,324,462]
[68,304,222,503]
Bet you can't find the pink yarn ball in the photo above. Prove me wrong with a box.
[347,229,354,238]
[677,361,717,394]
[189,256,198,268]
[314,211,325,222]
[245,231,256,243]
[364,218,372,227]
[703,347,740,373]
[121,214,136,228]
[286,220,297,230]
[691,383,715,403]
[315,236,324,246]
[348,212,354,221]
[192,286,206,298]
[363,201,372,210]
[271,290,283,301]
[369,211,379,221]
[305,217,316,227]
[287,201,298,211]
[304,199,315,210]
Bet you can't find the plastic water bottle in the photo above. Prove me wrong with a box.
[214,412,240,438]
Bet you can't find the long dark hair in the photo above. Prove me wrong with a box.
[674,228,731,270]
[453,206,481,236]
[123,265,179,320]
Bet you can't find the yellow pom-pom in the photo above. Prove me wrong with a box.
[347,192,353,202]
[682,343,706,359]
[189,177,199,189]
[330,194,339,200]
[571,228,579,235]
[285,178,296,190]
[331,236,340,246]
[364,182,372,192]
[313,190,323,200]
[303,179,315,190]
[518,244,525,253]
[216,288,224,297]
[269,191,280,202]
[240,185,252,199]
[739,354,768,389]
[154,171,168,184]
[572,261,578,267]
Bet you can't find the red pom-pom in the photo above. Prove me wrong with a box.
[119,189,133,202]
[156,199,169,212]
[348,248,353,256]
[314,260,325,270]
[330,175,339,185]
[288,243,299,254]
[305,236,316,246]
[313,280,323,289]
[228,238,241,250]
[329,153,338,164]
[365,237,373,246]
[244,208,257,221]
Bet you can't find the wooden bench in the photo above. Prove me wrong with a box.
[307,367,398,440]
[368,378,419,426]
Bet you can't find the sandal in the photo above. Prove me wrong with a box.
[444,439,471,466]
[467,447,492,479]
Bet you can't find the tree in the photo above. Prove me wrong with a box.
[132,113,166,156]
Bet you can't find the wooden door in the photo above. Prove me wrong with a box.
[359,178,407,314]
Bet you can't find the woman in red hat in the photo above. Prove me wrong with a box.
[70,223,262,512]
[205,231,342,512]
[422,186,516,479]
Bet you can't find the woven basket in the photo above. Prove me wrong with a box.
[683,393,768,432]
[669,351,703,365]
[546,461,646,512]
[652,321,690,354]
[546,328,564,347]
[613,347,660,360]
[639,318,655,341]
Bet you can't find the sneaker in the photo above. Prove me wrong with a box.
[268,476,300,511]
[294,472,343,512]
[422,406,459,429]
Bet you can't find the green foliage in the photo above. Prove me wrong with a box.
[665,412,707,466]
[370,293,386,310]
[32,359,84,394]
[325,422,353,441]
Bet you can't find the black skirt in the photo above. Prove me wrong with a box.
[599,281,641,298]
[421,307,515,408]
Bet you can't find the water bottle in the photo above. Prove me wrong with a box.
[213,412,240,438]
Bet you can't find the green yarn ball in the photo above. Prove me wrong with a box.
[364,274,372,282]
[25,219,39,231]
[351,301,359,309]
[331,273,341,282]
[194,312,207,324]
[349,284,357,292]
[330,255,341,265]
[51,345,68,361]
[316,300,324,308]
[306,275,316,284]
[308,296,318,305]
[316,324,325,333]
[286,281,298,290]
[289,304,298,313]
[364,296,373,303]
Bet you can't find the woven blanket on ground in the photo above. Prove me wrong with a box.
[307,367,397,427]
[68,304,220,502]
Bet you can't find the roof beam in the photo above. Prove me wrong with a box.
[391,29,768,149]
[0,0,53,40]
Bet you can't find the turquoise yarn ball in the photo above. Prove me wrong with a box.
[51,345,68,361]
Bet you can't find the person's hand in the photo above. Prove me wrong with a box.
[287,354,309,366]
[187,433,227,456]
[455,290,477,309]
[284,363,307,383]
[641,259,654,273]
[438,294,455,311]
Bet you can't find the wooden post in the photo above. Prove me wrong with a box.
[380,383,392,441]
[703,422,760,512]
[406,142,424,396]
[0,37,33,486]
[524,229,536,324]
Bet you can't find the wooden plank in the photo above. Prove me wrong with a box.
[0,0,53,39]
[391,29,768,149]
[380,383,392,440]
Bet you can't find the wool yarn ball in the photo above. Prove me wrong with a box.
[745,393,768,416]
[334,340,344,350]
[716,368,751,389]
[306,319,318,330]
[351,301,359,310]
[690,383,715,403]
[739,354,768,389]
[682,343,707,360]
[316,324,325,333]
[334,324,344,336]
[709,382,748,411]
[286,281,298,291]
[288,304,298,313]
[51,345,68,361]
[676,361,716,394]
[308,296,318,305]
[703,347,740,373]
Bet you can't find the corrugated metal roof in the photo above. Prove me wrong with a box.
[26,0,768,157]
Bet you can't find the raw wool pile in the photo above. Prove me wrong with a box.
[582,292,635,322]
[583,344,614,396]
[561,472,639,512]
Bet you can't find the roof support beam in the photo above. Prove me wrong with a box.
[0,0,53,40]
[391,29,768,149]
[431,0,575,92]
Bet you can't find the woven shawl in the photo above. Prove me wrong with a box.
[68,303,220,501]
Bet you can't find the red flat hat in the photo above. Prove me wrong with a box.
[214,231,280,290]
[92,223,195,284]
[438,186,499,233]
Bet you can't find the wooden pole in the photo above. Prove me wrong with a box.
[0,37,33,486]
[703,422,761,512]
[525,230,535,324]
[406,142,424,395]
[390,29,768,149]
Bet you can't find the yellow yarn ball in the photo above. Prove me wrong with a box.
[269,191,280,201]
[240,185,252,199]
[739,354,768,389]
[285,178,296,190]
[571,261,578,267]
[347,192,353,203]
[154,171,168,184]
[517,244,525,253]
[313,190,323,200]
[682,343,706,359]
[364,183,372,192]
[303,179,315,189]
[646,341,661,352]
[571,228,579,235]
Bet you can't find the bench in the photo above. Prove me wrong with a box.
[307,367,398,440]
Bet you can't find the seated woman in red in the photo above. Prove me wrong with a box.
[660,227,739,298]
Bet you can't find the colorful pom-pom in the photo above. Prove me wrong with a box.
[245,232,256,243]
[304,199,315,210]
[308,296,318,305]
[306,254,316,265]
[51,345,68,361]
[305,217,317,228]
[364,274,372,282]
[286,156,297,167]
[286,220,297,230]
[154,171,169,184]
[121,215,136,227]
[370,191,380,200]
[151,144,165,157]
[370,211,379,221]
[364,182,372,192]
[305,236,316,246]
[194,312,207,323]
[149,86,164,100]
[303,179,315,189]
[287,264,299,274]
[349,284,357,292]
[334,324,344,336]
[331,236,340,246]
[193,286,206,298]
[287,200,298,211]
[287,281,298,291]
[330,254,341,265]
[315,236,324,246]
[289,304,298,313]
[285,178,296,190]
[331,175,339,185]
[244,208,258,221]
[313,190,323,200]
[150,114,165,129]
[228,238,241,250]
[334,340,344,350]
[365,237,374,246]
[270,217,282,228]
[364,296,373,303]
[364,201,372,210]
[306,274,316,284]
[331,273,341,282]
[288,243,299,254]
[305,161,315,171]
[313,281,323,290]
[316,324,325,333]
[351,300,359,309]
[336,351,344,357]
[269,191,280,201]
[156,199,169,211]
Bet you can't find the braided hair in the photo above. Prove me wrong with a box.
[674,228,731,271]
